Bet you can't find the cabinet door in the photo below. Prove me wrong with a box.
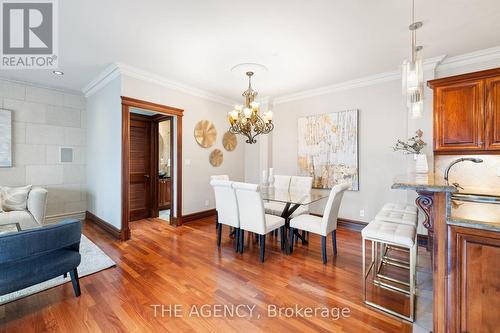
[485,76,500,151]
[449,226,500,333]
[434,80,485,153]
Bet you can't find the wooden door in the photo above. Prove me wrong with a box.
[449,225,500,333]
[434,80,485,153]
[485,76,500,151]
[129,118,153,221]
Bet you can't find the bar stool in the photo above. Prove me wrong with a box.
[361,220,417,322]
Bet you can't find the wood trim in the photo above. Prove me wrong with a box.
[85,211,121,239]
[121,96,184,240]
[121,104,131,241]
[182,209,217,223]
[121,96,184,116]
[427,67,500,88]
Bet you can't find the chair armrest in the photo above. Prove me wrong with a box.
[27,187,48,224]
[0,219,81,264]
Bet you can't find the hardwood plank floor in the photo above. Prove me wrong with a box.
[0,217,412,333]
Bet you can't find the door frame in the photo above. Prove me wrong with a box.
[121,96,183,240]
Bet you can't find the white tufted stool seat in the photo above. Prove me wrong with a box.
[381,203,418,215]
[374,210,418,227]
[361,219,417,322]
[362,221,416,248]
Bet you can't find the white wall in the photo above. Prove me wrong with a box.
[272,80,410,224]
[0,79,87,222]
[86,75,123,228]
[121,74,245,215]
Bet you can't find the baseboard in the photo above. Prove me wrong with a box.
[182,209,216,223]
[44,211,86,224]
[85,211,121,239]
[337,218,367,232]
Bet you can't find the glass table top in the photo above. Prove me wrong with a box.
[261,189,329,205]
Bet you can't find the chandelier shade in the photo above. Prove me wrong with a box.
[402,0,424,119]
[228,71,273,144]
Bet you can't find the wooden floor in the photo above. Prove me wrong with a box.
[0,217,412,333]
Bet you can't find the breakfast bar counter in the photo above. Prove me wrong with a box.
[392,174,500,333]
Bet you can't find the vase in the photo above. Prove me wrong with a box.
[415,154,429,174]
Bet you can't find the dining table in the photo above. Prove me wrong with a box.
[261,188,329,248]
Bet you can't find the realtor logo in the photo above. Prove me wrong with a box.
[1,0,58,69]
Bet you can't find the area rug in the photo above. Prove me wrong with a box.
[0,235,116,305]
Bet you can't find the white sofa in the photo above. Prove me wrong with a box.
[0,187,48,230]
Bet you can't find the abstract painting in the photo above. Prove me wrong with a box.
[0,109,12,168]
[297,109,358,190]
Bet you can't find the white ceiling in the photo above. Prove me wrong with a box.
[1,0,500,101]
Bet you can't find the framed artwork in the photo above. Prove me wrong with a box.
[0,109,12,168]
[297,109,359,190]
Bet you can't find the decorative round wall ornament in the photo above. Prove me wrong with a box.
[194,120,217,148]
[209,149,223,167]
[222,131,237,151]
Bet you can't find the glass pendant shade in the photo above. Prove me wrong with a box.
[402,57,424,119]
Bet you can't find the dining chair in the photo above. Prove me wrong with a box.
[233,182,286,262]
[289,176,313,218]
[264,175,291,216]
[289,183,350,264]
[210,175,229,181]
[210,179,239,251]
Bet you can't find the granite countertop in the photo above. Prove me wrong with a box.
[448,200,500,232]
[391,173,457,193]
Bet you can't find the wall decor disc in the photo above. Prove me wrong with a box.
[222,131,237,151]
[209,149,223,167]
[194,120,217,148]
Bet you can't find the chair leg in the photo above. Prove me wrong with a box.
[235,228,240,252]
[69,268,81,297]
[289,227,294,253]
[332,229,337,256]
[301,230,306,244]
[260,235,266,262]
[321,236,327,264]
[282,226,289,254]
[239,230,244,254]
[217,223,222,247]
[63,272,67,278]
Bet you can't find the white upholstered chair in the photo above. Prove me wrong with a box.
[264,175,291,216]
[289,183,350,264]
[210,180,239,250]
[210,175,229,181]
[288,176,313,218]
[233,182,286,262]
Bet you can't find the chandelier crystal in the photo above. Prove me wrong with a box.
[228,71,273,144]
[402,0,424,119]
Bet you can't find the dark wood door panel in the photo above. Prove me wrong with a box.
[434,80,484,152]
[129,117,152,221]
[449,226,500,333]
[486,76,500,151]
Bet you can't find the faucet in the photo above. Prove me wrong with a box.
[443,157,484,184]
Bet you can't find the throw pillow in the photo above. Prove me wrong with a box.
[1,185,32,211]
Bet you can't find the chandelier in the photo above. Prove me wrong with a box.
[402,0,424,119]
[228,71,273,144]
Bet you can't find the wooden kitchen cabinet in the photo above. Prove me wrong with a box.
[448,225,500,333]
[428,68,500,154]
[159,178,171,210]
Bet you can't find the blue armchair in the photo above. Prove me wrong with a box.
[0,219,82,297]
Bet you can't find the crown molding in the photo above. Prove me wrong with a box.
[82,62,237,106]
[82,63,121,97]
[0,76,83,96]
[437,46,500,72]
[117,63,236,106]
[274,55,446,105]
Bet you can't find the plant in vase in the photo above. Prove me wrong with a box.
[393,129,428,173]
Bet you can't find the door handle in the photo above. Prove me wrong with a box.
[144,174,150,178]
